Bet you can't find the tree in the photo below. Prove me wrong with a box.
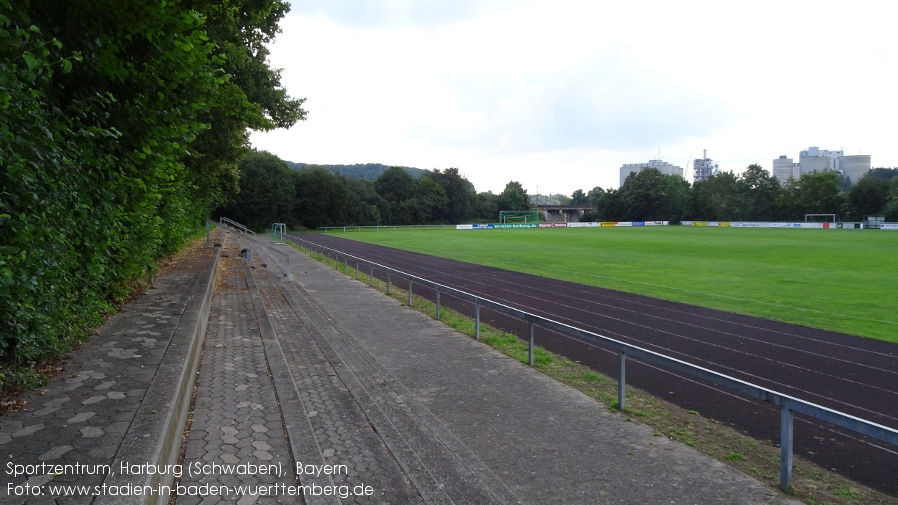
[586,187,606,206]
[426,168,475,223]
[869,168,898,182]
[884,177,898,221]
[570,189,588,205]
[595,188,624,221]
[342,176,385,227]
[1,0,302,375]
[473,192,499,222]
[736,164,779,221]
[496,181,530,211]
[292,166,350,229]
[375,167,419,225]
[618,169,690,221]
[775,177,802,221]
[691,171,738,221]
[796,171,845,218]
[846,173,889,221]
[416,176,449,224]
[221,151,295,230]
[375,167,416,203]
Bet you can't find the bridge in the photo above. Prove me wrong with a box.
[537,204,594,223]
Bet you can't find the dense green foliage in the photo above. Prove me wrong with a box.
[0,0,304,385]
[337,227,898,343]
[226,161,492,229]
[495,181,530,212]
[220,152,296,229]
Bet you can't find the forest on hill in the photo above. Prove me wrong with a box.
[285,162,427,181]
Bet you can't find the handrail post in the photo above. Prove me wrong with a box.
[356,261,360,280]
[529,321,535,366]
[387,272,391,294]
[474,300,481,340]
[780,406,794,491]
[408,280,413,306]
[618,350,626,411]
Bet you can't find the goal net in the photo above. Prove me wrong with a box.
[499,210,540,224]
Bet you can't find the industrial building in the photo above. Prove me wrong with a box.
[693,149,719,182]
[838,155,872,184]
[771,147,870,184]
[619,159,684,187]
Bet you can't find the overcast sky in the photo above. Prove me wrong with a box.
[249,0,898,195]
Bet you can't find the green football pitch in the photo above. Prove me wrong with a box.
[325,227,898,343]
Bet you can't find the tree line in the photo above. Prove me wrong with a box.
[1,0,303,385]
[222,154,898,231]
[218,152,532,230]
[594,165,898,223]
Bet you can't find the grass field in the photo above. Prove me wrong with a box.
[327,226,898,343]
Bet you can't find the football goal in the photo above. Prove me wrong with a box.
[804,214,839,223]
[499,210,540,224]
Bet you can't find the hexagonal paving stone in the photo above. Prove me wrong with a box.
[80,426,105,438]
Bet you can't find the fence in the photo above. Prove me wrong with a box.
[284,232,898,493]
[320,224,460,233]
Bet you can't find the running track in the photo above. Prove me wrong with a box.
[301,234,898,496]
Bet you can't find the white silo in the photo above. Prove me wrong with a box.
[799,156,831,175]
[837,155,872,185]
[772,155,795,183]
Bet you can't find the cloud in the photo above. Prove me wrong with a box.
[413,54,731,154]
[255,0,898,195]
[288,0,518,30]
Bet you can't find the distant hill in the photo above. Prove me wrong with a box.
[285,162,427,181]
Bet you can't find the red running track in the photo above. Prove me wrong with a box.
[302,234,898,496]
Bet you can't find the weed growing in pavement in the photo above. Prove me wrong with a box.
[295,241,898,505]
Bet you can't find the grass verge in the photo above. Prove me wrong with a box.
[296,242,898,505]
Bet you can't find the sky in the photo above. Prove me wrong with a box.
[249,0,898,195]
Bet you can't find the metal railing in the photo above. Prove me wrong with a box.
[285,233,898,492]
[219,217,256,238]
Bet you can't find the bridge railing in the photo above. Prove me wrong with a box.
[285,233,898,492]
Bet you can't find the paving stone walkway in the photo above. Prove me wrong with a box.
[1,233,220,504]
[174,233,297,505]
[1,226,805,504]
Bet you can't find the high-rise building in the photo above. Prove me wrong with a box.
[772,155,798,182]
[619,159,684,187]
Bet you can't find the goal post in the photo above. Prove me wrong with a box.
[499,210,540,224]
[804,214,839,223]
